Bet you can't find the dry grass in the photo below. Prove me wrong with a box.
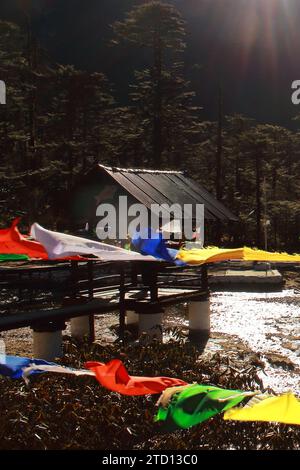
[0,334,299,450]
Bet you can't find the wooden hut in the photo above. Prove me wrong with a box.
[70,164,238,243]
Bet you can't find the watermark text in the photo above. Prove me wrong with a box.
[95,196,204,243]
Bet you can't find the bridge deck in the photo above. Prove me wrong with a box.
[0,261,208,336]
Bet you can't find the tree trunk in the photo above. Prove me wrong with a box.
[153,32,163,168]
[272,166,277,249]
[216,86,223,201]
[26,13,38,224]
[215,87,223,244]
[235,153,241,193]
[255,152,262,247]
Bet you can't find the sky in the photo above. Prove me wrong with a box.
[0,0,300,126]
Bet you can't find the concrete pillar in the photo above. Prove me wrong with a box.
[138,310,163,340]
[188,297,211,339]
[63,297,95,342]
[70,315,91,341]
[32,323,64,361]
[125,311,139,338]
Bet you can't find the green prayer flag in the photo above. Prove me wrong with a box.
[156,384,248,431]
[0,254,29,262]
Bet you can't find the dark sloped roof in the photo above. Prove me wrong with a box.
[95,164,238,222]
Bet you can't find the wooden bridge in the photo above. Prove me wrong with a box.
[0,260,209,358]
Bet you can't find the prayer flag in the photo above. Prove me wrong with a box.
[0,355,55,379]
[156,383,248,430]
[30,223,155,261]
[224,393,300,425]
[0,219,48,259]
[132,228,184,265]
[0,254,29,262]
[177,246,300,265]
[85,359,188,396]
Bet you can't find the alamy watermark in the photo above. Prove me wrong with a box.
[0,80,6,104]
[291,80,300,105]
[95,196,205,243]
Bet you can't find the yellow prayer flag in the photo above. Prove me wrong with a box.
[177,246,300,265]
[177,247,244,265]
[224,393,300,426]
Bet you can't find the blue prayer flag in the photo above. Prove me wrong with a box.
[0,355,54,379]
[132,228,185,265]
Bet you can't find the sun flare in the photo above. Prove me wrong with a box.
[194,0,297,79]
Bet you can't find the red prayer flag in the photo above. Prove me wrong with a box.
[85,359,188,396]
[0,219,87,261]
[0,219,48,259]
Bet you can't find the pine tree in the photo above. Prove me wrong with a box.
[112,1,199,168]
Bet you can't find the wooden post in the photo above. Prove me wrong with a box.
[88,261,95,342]
[150,267,158,302]
[201,264,209,292]
[71,260,79,298]
[18,271,22,301]
[131,262,138,287]
[119,265,126,342]
[29,271,33,303]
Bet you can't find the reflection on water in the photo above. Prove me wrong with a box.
[95,289,300,393]
[163,289,300,392]
[211,290,300,356]
[210,290,300,392]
